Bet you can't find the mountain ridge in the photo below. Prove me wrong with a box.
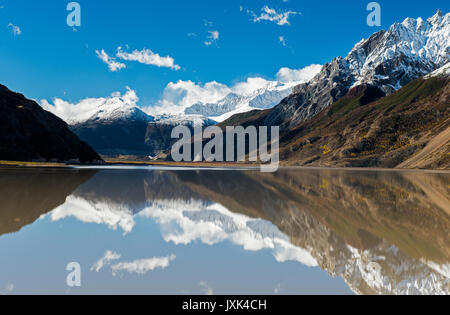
[0,84,103,164]
[264,10,449,128]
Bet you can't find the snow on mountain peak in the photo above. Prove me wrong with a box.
[346,10,449,89]
[180,65,322,122]
[143,64,322,122]
[42,88,153,125]
[42,12,448,127]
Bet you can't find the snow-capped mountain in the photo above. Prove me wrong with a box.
[184,80,302,122]
[41,11,449,156]
[266,10,450,127]
[348,9,449,90]
[42,89,154,126]
[75,104,153,125]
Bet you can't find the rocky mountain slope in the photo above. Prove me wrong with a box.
[277,72,449,169]
[184,80,305,122]
[221,67,449,169]
[263,10,449,128]
[0,84,102,163]
[67,78,318,156]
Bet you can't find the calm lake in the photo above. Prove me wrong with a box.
[0,167,449,295]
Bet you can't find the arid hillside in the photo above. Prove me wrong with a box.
[221,76,450,169]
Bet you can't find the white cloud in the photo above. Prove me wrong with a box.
[116,47,181,71]
[248,6,300,26]
[111,254,176,276]
[42,65,321,123]
[147,77,273,116]
[47,194,319,272]
[138,201,318,267]
[205,30,219,46]
[232,77,273,95]
[276,64,322,83]
[145,64,321,116]
[279,36,287,47]
[96,49,126,72]
[8,23,21,36]
[91,250,121,272]
[41,87,139,125]
[146,80,231,115]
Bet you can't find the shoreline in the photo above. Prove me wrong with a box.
[0,160,449,173]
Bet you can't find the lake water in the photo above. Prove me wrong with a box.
[0,167,449,295]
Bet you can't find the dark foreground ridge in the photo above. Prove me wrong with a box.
[0,84,103,164]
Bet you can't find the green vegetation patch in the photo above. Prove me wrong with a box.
[327,96,363,117]
[377,77,447,112]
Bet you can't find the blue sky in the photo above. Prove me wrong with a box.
[0,0,448,109]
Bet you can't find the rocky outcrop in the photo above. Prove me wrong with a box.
[266,57,353,127]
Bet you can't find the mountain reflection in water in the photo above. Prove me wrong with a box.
[0,168,448,295]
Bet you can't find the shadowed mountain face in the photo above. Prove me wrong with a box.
[216,12,450,170]
[265,11,449,128]
[0,169,96,236]
[71,120,152,156]
[25,168,449,295]
[0,85,102,163]
[71,116,216,157]
[221,75,450,169]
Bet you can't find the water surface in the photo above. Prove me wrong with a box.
[0,167,449,295]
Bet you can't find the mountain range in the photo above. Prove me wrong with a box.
[66,73,318,157]
[183,79,311,122]
[75,10,449,164]
[0,11,448,167]
[263,10,449,128]
[219,10,450,169]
